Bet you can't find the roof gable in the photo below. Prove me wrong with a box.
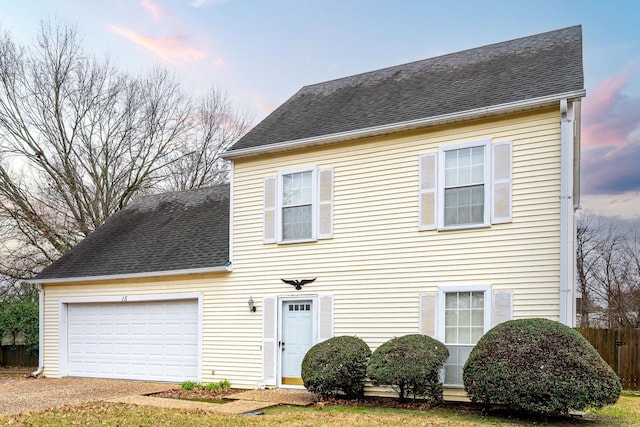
[36,185,229,281]
[228,26,583,155]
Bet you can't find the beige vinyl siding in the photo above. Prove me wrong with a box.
[42,276,264,388]
[42,107,563,395]
[231,108,562,354]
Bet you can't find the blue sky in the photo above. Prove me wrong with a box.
[0,0,638,218]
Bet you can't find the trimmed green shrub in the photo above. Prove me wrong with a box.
[463,318,621,416]
[366,334,449,403]
[301,336,371,398]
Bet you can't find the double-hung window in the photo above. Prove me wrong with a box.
[419,139,512,230]
[281,170,314,241]
[263,166,333,244]
[442,289,488,386]
[443,145,487,227]
[420,286,513,388]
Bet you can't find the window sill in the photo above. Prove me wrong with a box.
[276,238,317,245]
[437,223,491,232]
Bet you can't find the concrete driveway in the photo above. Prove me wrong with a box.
[0,377,174,415]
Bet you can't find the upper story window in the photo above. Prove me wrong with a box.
[419,140,512,231]
[443,144,488,227]
[281,170,314,241]
[263,167,333,244]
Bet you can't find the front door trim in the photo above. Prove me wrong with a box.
[277,294,318,389]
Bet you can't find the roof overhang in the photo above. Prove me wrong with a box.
[223,90,586,160]
[26,263,232,285]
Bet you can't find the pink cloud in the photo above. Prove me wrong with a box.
[582,71,634,149]
[107,24,207,64]
[581,64,640,196]
[141,0,164,20]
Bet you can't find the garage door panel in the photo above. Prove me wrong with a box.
[67,299,199,382]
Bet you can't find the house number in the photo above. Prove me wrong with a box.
[122,296,128,302]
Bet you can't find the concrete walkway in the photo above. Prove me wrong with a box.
[0,376,317,416]
[110,388,318,414]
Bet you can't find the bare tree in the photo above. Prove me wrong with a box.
[576,214,598,327]
[0,21,251,284]
[576,213,640,328]
[164,87,252,191]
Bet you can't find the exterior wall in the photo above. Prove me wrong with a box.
[42,107,563,393]
[41,273,262,387]
[232,108,562,353]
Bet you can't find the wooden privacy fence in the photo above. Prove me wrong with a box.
[0,345,38,367]
[576,328,639,391]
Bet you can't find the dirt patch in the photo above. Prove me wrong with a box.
[0,366,36,380]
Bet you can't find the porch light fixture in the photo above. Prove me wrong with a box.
[248,296,256,312]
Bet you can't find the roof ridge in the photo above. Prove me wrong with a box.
[298,25,582,95]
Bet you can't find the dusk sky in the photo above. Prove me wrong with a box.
[0,0,638,219]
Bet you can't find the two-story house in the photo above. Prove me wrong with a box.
[31,26,584,399]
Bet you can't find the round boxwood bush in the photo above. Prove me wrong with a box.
[366,334,449,403]
[463,318,621,416]
[301,335,371,398]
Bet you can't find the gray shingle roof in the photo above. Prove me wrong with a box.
[228,26,583,154]
[36,185,229,280]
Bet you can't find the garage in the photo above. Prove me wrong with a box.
[65,299,199,382]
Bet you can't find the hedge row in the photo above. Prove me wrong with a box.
[301,334,448,404]
[300,319,621,416]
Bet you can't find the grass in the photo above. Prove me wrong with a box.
[0,394,637,426]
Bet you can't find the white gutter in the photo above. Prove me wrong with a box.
[223,90,586,160]
[26,263,232,285]
[30,283,44,377]
[559,99,577,327]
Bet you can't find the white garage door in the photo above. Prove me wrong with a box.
[67,299,199,382]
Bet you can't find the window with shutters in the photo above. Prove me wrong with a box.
[438,285,491,387]
[282,170,313,241]
[419,140,512,231]
[263,166,333,244]
[443,145,487,226]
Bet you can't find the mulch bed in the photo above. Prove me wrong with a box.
[152,387,478,413]
[150,388,244,401]
[316,395,480,414]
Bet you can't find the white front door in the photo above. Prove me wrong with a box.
[280,299,313,386]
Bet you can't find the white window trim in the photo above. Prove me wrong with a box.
[437,284,491,388]
[437,140,491,231]
[277,165,318,244]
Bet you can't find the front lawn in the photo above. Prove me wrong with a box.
[0,394,638,426]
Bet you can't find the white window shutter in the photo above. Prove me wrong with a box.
[491,290,513,327]
[317,295,334,342]
[491,142,512,224]
[419,292,438,337]
[318,168,334,239]
[419,154,437,230]
[263,177,277,243]
[262,296,277,386]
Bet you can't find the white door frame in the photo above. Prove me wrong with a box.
[58,292,203,381]
[277,294,318,389]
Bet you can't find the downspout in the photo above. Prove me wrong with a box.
[559,99,576,327]
[30,283,44,377]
